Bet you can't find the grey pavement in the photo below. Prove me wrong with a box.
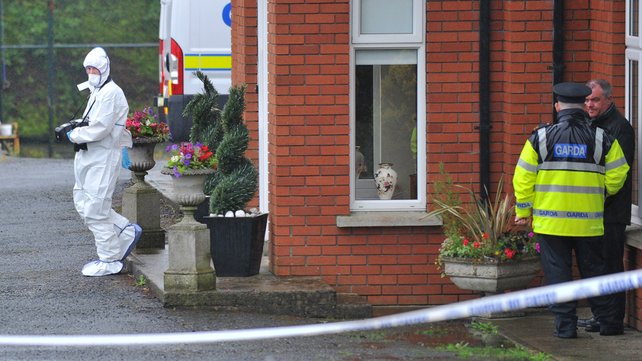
[1,154,641,360]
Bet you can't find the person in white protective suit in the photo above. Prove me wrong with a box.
[67,47,142,276]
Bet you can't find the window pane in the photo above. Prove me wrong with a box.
[360,0,413,34]
[630,59,640,209]
[631,0,639,37]
[355,53,417,200]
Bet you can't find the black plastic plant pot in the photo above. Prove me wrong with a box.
[204,213,268,277]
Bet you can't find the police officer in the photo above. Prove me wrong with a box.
[513,82,629,338]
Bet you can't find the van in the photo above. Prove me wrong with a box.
[156,0,231,141]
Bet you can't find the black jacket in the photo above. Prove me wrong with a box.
[591,103,635,224]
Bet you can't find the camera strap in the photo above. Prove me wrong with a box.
[79,77,113,122]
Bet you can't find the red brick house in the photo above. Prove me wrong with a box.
[230,0,642,329]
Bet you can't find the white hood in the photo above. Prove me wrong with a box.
[82,47,111,87]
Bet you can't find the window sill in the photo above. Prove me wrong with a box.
[336,211,442,228]
[626,224,642,250]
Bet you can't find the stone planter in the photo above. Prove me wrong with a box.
[161,167,216,292]
[440,256,541,294]
[128,137,163,183]
[122,137,165,250]
[160,167,214,223]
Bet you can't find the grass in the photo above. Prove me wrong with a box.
[440,342,551,361]
[471,320,499,335]
[134,274,147,287]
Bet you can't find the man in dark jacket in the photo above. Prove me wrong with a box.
[579,79,636,333]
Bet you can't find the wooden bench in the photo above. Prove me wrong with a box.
[0,122,20,155]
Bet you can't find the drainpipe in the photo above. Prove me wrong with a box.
[479,0,490,200]
[552,0,564,122]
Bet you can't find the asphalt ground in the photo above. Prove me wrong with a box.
[0,155,520,361]
[2,153,642,361]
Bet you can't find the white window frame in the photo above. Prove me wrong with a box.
[350,0,426,212]
[352,0,424,44]
[626,0,642,223]
[626,48,642,223]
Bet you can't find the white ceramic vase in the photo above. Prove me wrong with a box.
[374,162,397,200]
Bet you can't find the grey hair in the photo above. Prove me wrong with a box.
[586,79,612,98]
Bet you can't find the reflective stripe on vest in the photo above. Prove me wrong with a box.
[532,209,604,219]
[534,184,604,194]
[594,127,604,164]
[538,128,547,160]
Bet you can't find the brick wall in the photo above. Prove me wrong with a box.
[232,0,260,209]
[234,0,636,313]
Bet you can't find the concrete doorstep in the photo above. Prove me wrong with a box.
[126,248,372,319]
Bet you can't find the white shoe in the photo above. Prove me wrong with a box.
[81,260,124,277]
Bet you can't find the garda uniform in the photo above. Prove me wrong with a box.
[513,82,629,338]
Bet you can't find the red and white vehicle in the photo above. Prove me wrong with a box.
[157,0,232,141]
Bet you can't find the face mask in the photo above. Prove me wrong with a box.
[88,74,101,87]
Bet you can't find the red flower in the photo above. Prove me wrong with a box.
[482,233,490,239]
[504,248,515,259]
[462,238,469,246]
[199,151,214,162]
[473,241,481,249]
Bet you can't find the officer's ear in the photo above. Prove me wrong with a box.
[554,101,561,112]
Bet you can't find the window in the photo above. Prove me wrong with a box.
[626,0,642,222]
[350,0,425,211]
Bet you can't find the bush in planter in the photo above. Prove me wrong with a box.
[184,72,264,277]
[184,71,258,214]
[207,84,258,215]
[183,71,223,148]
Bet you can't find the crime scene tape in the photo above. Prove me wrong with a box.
[0,268,641,347]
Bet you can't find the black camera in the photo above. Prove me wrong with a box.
[55,119,88,151]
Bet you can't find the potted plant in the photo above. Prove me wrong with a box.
[161,142,218,222]
[428,165,541,294]
[184,72,266,277]
[121,106,172,250]
[125,106,171,182]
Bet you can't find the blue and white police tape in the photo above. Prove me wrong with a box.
[1,268,641,347]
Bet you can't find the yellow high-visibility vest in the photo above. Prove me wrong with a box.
[514,123,629,237]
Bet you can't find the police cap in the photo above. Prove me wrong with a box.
[553,82,592,104]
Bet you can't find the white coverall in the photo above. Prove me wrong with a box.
[68,47,135,273]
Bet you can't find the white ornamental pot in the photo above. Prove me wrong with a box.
[128,137,162,182]
[374,162,397,200]
[161,167,215,224]
[440,256,541,294]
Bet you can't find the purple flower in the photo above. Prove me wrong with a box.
[535,242,540,253]
[172,166,181,178]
